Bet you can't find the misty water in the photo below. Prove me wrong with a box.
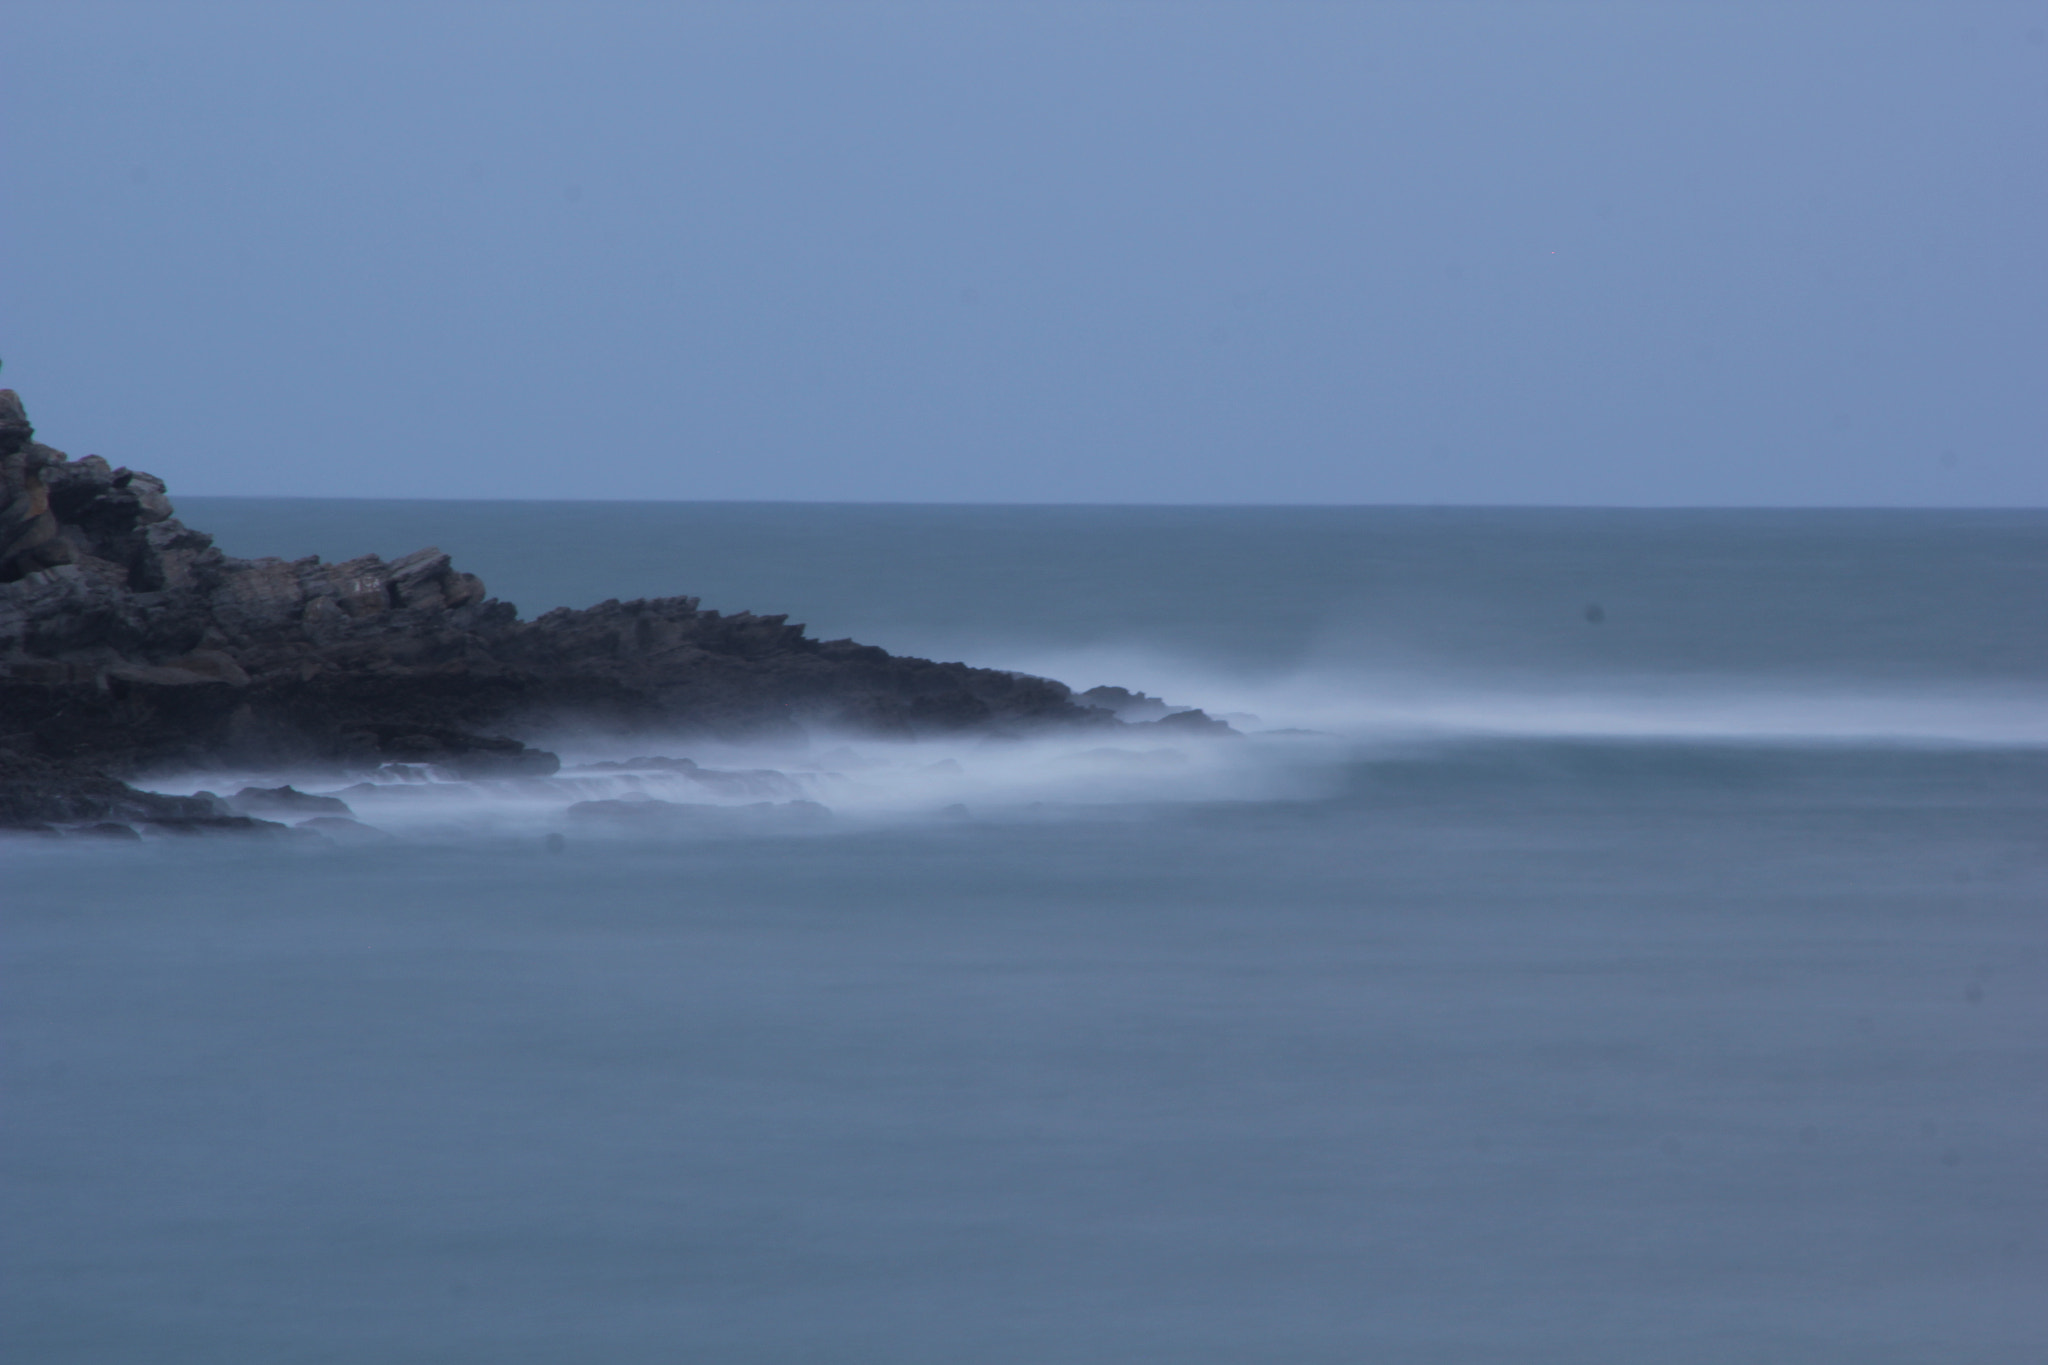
[5,504,2045,1363]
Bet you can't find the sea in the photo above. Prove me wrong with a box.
[5,502,2044,1364]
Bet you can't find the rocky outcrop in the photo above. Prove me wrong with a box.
[0,747,284,835]
[0,388,1221,828]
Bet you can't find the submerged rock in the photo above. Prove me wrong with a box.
[294,815,391,842]
[74,821,144,840]
[567,797,726,828]
[567,796,830,833]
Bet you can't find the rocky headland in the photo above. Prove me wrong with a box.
[0,389,1226,834]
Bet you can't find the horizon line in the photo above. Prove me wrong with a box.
[171,494,2048,513]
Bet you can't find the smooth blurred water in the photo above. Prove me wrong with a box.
[180,500,2048,684]
[5,504,2045,1362]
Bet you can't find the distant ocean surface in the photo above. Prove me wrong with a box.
[6,503,2044,1363]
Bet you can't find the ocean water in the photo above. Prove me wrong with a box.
[5,504,2045,1363]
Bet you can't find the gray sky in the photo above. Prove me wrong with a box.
[4,1,2044,504]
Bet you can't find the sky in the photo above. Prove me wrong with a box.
[3,1,2044,505]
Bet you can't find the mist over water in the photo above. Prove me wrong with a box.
[6,505,2045,1362]
[153,500,2048,831]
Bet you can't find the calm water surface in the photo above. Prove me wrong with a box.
[4,504,2044,1362]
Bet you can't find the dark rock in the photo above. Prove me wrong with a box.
[230,785,353,816]
[333,781,469,800]
[0,746,237,829]
[0,386,1230,826]
[443,746,562,780]
[1078,685,1175,721]
[334,726,561,778]
[1140,708,1239,737]
[1077,685,1222,727]
[0,390,78,583]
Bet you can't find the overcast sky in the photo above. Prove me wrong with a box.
[4,2,2044,504]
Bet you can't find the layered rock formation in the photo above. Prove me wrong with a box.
[0,389,1213,829]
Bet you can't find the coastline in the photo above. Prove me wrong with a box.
[0,389,1224,836]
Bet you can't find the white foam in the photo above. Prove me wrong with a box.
[132,724,1343,843]
[1000,643,2048,748]
[128,653,2044,844]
